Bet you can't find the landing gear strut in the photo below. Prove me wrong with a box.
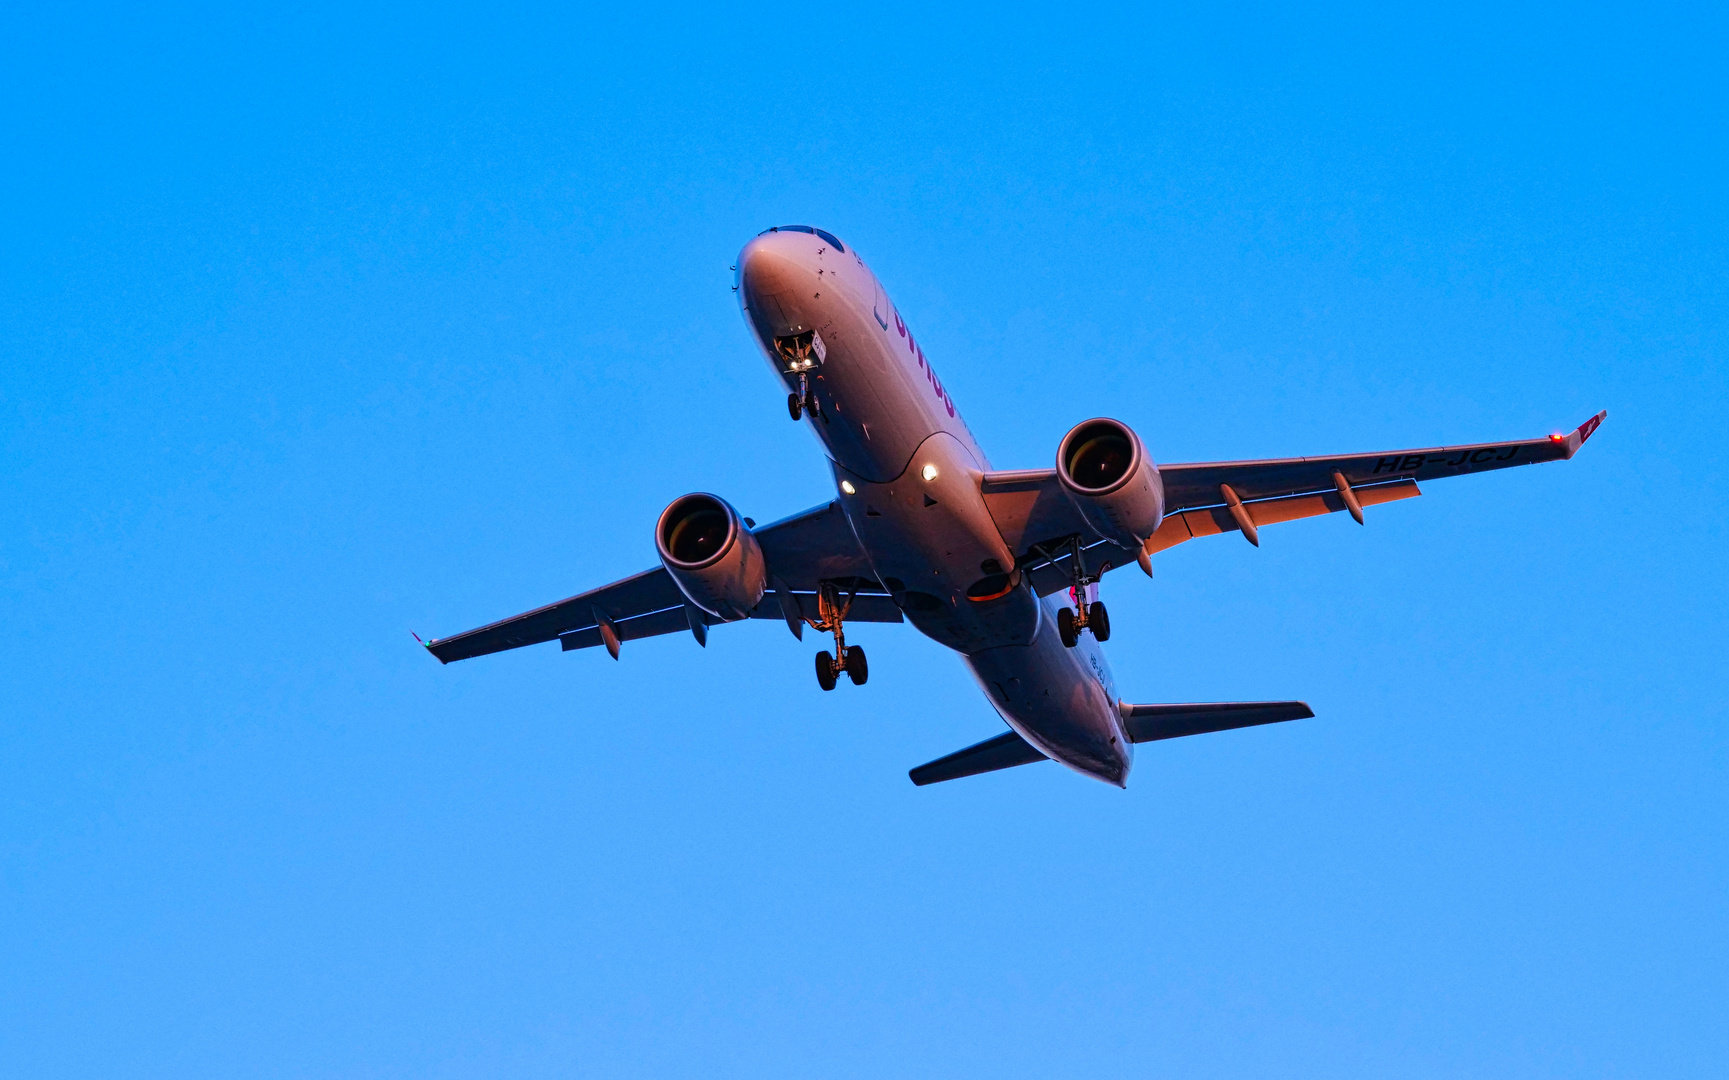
[809,581,867,690]
[1038,535,1110,649]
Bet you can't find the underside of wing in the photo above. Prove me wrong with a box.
[424,499,893,663]
[981,411,1605,588]
[425,567,685,663]
[976,471,1138,597]
[751,500,880,592]
[1159,410,1606,511]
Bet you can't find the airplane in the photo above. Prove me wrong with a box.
[422,224,1607,787]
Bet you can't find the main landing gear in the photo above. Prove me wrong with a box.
[1057,597,1110,649]
[809,581,867,691]
[1038,535,1110,649]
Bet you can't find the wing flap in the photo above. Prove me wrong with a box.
[1145,478,1420,555]
[560,605,690,650]
[748,593,904,625]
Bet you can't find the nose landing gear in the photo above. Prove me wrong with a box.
[809,581,867,690]
[787,372,822,422]
[776,331,826,423]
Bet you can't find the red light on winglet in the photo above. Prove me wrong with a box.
[1549,433,1564,442]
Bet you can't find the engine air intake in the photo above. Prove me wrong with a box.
[1055,418,1166,549]
[1062,421,1137,493]
[660,497,732,566]
[654,493,767,620]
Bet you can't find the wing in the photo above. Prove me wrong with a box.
[424,500,897,664]
[1157,409,1606,510]
[908,700,1313,785]
[982,411,1606,594]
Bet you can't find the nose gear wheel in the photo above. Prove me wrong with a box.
[786,371,822,422]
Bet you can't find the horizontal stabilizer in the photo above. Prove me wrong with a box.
[908,731,1049,786]
[1120,700,1313,740]
[908,700,1312,786]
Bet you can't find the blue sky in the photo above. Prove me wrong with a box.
[3,3,1725,1076]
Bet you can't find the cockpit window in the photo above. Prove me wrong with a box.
[757,225,846,253]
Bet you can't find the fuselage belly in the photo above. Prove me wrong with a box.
[737,229,1131,785]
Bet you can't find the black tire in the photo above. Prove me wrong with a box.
[815,650,837,691]
[1089,601,1110,642]
[1058,607,1078,648]
[845,646,868,685]
[788,392,803,421]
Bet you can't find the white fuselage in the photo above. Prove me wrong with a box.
[736,228,1133,785]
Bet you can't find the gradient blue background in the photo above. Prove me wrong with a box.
[4,4,1725,1076]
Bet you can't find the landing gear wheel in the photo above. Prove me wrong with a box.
[1089,601,1110,642]
[788,392,803,421]
[1058,607,1078,648]
[845,646,868,685]
[815,650,838,691]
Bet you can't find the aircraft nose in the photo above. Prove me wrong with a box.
[737,235,815,337]
[738,235,809,301]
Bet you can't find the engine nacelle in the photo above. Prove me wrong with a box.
[1056,418,1166,549]
[655,493,767,621]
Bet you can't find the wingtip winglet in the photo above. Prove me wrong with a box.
[412,631,450,665]
[1564,409,1607,459]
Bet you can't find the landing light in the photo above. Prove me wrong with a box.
[921,464,939,482]
[840,480,856,495]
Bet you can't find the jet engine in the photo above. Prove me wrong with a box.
[1056,418,1166,549]
[654,493,767,621]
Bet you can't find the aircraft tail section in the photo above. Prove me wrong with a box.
[908,700,1312,786]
